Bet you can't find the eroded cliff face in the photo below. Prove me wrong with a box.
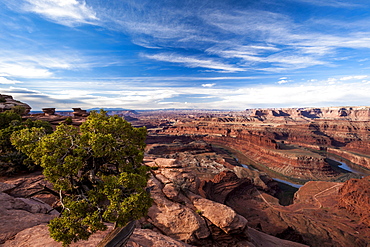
[338,177,370,227]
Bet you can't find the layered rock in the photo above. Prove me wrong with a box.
[248,106,370,121]
[0,94,31,114]
[143,155,308,247]
[3,223,192,247]
[42,108,56,116]
[164,124,338,180]
[146,174,210,243]
[72,108,89,117]
[328,148,370,170]
[0,189,58,244]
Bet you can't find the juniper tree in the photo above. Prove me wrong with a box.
[11,110,152,246]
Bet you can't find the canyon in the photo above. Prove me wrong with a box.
[1,95,370,246]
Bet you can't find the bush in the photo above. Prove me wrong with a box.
[64,116,73,125]
[0,111,52,176]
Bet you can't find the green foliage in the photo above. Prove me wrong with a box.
[48,198,107,247]
[195,209,203,215]
[64,116,73,125]
[141,223,154,229]
[0,110,21,129]
[0,111,52,175]
[11,105,26,115]
[11,110,152,246]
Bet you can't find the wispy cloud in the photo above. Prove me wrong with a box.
[0,48,124,79]
[291,0,363,8]
[8,0,368,74]
[19,0,99,27]
[142,53,245,72]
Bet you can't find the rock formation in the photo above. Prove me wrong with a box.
[72,108,89,117]
[0,94,31,114]
[0,181,58,244]
[42,108,56,116]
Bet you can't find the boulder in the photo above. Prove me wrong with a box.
[189,192,248,234]
[154,158,181,168]
[2,223,113,247]
[0,182,16,192]
[0,192,58,244]
[147,175,210,243]
[127,229,191,247]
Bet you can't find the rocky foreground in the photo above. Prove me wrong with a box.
[1,137,369,246]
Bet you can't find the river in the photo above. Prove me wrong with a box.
[327,158,369,176]
[240,163,303,188]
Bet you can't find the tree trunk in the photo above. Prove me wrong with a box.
[97,221,136,247]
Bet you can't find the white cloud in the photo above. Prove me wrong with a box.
[278,79,290,84]
[340,75,368,81]
[0,63,52,78]
[202,83,216,88]
[3,76,369,111]
[21,0,98,27]
[0,77,22,84]
[142,53,245,73]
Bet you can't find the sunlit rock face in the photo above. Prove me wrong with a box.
[248,106,370,121]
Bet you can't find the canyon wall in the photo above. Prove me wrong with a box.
[248,106,370,121]
[160,108,370,180]
[164,124,338,181]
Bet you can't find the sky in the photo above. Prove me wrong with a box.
[1,0,370,111]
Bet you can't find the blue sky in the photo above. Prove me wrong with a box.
[1,0,370,111]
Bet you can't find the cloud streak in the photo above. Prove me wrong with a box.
[2,74,368,111]
[143,53,245,72]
